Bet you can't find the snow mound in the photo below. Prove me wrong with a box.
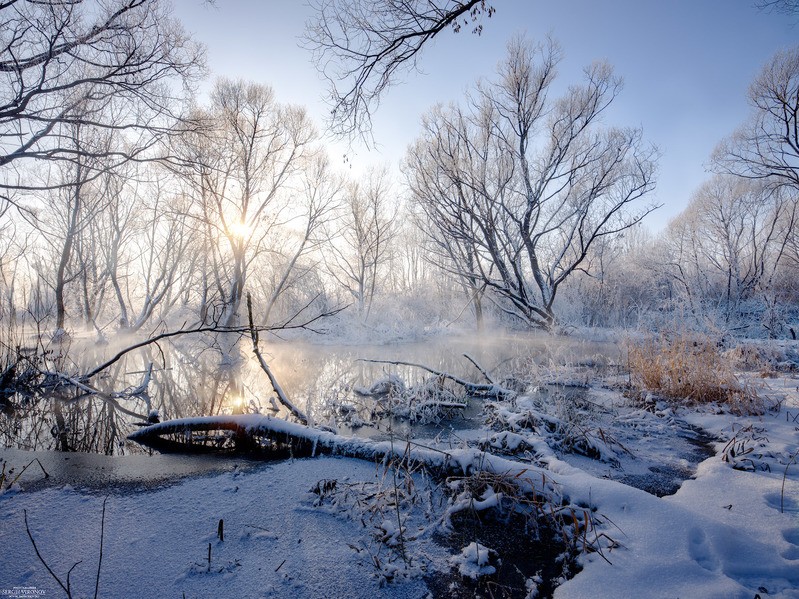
[449,542,497,580]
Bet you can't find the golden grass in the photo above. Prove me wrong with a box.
[626,333,764,415]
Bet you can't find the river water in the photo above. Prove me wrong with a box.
[1,330,620,455]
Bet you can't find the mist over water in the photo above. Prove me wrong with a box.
[1,329,621,454]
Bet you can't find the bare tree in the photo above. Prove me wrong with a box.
[714,46,799,190]
[695,177,793,320]
[178,79,317,330]
[305,0,495,138]
[657,175,797,333]
[407,161,488,329]
[0,203,29,327]
[406,37,657,331]
[0,0,204,186]
[323,168,398,320]
[258,153,342,325]
[98,166,199,333]
[32,123,112,334]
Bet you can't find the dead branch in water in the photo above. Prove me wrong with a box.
[247,294,309,426]
[357,358,513,399]
[83,299,346,381]
[42,372,148,421]
[462,353,496,384]
[1,300,346,427]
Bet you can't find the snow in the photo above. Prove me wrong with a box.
[0,457,439,598]
[449,542,497,580]
[1,367,798,597]
[554,377,799,599]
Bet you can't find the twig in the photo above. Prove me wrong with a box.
[462,353,495,384]
[4,457,49,489]
[94,497,108,599]
[358,358,511,398]
[781,450,798,514]
[24,509,73,597]
[66,561,82,597]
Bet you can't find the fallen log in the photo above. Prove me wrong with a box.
[127,414,551,486]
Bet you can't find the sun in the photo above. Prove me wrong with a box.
[227,219,252,240]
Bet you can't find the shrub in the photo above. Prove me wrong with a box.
[626,333,763,415]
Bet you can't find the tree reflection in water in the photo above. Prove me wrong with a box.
[1,331,618,455]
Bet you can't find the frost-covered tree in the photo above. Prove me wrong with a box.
[323,168,398,321]
[656,175,797,335]
[559,225,660,328]
[258,153,342,326]
[179,79,316,329]
[0,0,203,333]
[100,168,199,332]
[406,37,658,330]
[34,123,112,333]
[714,45,799,191]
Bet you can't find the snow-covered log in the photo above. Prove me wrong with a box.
[126,414,555,487]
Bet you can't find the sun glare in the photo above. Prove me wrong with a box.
[228,220,252,239]
[228,391,246,414]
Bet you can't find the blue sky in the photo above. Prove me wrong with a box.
[172,0,798,231]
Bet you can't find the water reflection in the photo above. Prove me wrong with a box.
[0,331,620,455]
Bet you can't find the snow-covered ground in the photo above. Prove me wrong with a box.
[554,378,799,598]
[1,369,798,597]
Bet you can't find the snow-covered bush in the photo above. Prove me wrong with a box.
[353,373,467,425]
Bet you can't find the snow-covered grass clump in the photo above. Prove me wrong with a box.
[449,541,497,579]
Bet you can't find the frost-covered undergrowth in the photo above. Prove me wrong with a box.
[1,341,798,598]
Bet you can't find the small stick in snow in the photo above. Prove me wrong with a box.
[2,457,49,489]
[94,496,108,599]
[24,509,75,598]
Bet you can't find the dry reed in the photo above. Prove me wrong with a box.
[626,333,763,415]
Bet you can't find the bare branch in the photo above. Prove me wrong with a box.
[247,293,309,426]
[305,0,494,139]
[713,46,799,191]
